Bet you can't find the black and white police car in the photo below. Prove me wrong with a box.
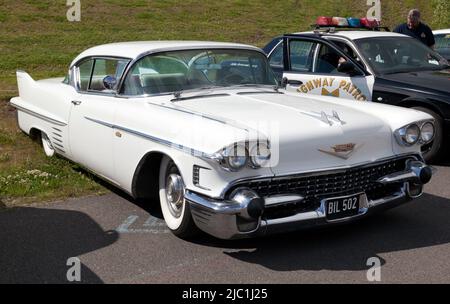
[264,17,450,162]
[434,29,450,60]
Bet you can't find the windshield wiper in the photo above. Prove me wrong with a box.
[172,86,221,101]
[223,83,281,92]
[172,86,232,102]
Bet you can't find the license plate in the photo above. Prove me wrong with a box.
[324,193,361,221]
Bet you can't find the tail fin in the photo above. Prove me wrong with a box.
[16,70,37,101]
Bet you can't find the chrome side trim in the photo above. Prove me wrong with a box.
[54,147,66,154]
[84,116,114,128]
[10,103,67,127]
[84,116,215,159]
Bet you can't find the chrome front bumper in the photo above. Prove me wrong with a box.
[186,159,433,240]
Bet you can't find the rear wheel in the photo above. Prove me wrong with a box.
[41,132,55,157]
[158,156,198,238]
[412,107,443,163]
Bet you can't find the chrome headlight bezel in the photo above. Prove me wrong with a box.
[419,121,435,144]
[249,142,271,169]
[215,141,271,172]
[395,120,435,147]
[218,144,249,172]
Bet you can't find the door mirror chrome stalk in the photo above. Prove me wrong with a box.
[280,77,303,88]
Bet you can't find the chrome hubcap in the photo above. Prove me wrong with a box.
[165,173,184,218]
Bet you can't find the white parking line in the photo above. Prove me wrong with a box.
[116,215,170,234]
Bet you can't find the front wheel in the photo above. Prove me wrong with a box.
[412,107,443,163]
[158,156,198,238]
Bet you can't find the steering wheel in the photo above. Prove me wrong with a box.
[218,73,246,86]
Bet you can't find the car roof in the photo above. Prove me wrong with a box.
[70,41,262,67]
[433,29,450,35]
[292,30,411,41]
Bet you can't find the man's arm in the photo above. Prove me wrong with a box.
[393,24,403,33]
[425,25,435,48]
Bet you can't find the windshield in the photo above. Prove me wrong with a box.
[355,37,449,75]
[435,34,450,58]
[121,49,277,95]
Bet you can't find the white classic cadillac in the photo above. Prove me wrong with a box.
[10,41,435,239]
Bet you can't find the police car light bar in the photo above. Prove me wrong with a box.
[313,16,389,32]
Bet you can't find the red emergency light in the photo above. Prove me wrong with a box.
[315,16,381,29]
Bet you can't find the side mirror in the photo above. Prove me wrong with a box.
[103,75,117,90]
[337,62,363,76]
[280,77,303,88]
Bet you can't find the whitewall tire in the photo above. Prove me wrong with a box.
[158,156,198,238]
[41,132,55,157]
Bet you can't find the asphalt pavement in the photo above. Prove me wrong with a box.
[1,164,450,284]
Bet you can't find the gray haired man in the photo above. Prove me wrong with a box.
[394,9,435,48]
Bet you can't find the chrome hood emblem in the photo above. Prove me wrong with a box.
[303,110,346,126]
[318,143,359,159]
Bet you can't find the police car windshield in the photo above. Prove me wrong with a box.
[355,37,449,75]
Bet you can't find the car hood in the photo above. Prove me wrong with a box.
[379,68,450,94]
[175,91,398,175]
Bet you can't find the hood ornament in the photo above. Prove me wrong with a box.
[304,110,346,126]
[318,143,359,159]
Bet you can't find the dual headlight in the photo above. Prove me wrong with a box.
[395,121,435,146]
[218,142,271,172]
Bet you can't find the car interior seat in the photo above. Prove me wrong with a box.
[140,73,187,94]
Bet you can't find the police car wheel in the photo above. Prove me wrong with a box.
[413,107,443,164]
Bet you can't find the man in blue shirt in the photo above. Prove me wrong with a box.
[394,9,435,49]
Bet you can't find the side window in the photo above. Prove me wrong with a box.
[77,59,94,91]
[435,34,450,52]
[76,58,129,93]
[331,40,364,67]
[289,40,316,72]
[269,42,284,68]
[315,43,347,75]
[90,58,128,91]
[122,55,189,95]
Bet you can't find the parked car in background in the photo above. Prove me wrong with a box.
[263,18,450,163]
[10,41,434,239]
[433,29,450,60]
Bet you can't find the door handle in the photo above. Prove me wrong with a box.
[71,100,82,106]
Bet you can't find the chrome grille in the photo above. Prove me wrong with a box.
[227,156,414,218]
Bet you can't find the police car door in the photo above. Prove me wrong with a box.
[279,36,374,101]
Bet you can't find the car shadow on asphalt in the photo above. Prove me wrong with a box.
[0,207,118,283]
[191,193,450,271]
